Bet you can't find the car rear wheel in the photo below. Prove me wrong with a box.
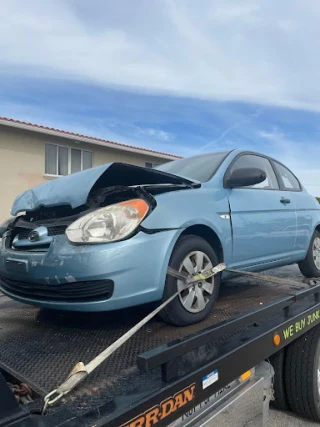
[299,230,320,278]
[159,235,220,326]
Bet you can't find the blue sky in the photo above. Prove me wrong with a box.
[1,0,320,194]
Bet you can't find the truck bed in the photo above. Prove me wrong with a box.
[0,265,312,421]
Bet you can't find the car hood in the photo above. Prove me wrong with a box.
[11,162,197,215]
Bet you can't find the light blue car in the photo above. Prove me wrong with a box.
[1,149,320,325]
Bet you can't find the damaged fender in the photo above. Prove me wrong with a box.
[141,186,233,266]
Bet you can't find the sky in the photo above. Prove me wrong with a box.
[1,0,320,194]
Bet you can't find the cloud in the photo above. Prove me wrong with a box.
[199,108,263,151]
[1,0,320,112]
[136,127,172,142]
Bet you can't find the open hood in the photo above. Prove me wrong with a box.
[11,163,197,215]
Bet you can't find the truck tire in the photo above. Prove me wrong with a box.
[284,324,320,421]
[160,235,220,326]
[298,230,320,278]
[269,349,289,411]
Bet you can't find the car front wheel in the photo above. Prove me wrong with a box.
[159,235,220,326]
[299,230,320,278]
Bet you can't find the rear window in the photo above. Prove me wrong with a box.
[273,161,301,191]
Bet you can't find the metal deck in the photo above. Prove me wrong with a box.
[0,265,309,416]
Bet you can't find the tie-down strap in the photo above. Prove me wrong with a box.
[42,262,226,413]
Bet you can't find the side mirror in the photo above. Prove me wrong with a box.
[225,167,267,188]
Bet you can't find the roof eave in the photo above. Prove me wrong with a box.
[0,119,180,161]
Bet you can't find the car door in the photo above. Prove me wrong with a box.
[271,160,315,260]
[224,153,297,269]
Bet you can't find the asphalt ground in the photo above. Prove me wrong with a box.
[269,409,319,426]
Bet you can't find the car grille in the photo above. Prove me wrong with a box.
[7,226,68,252]
[0,276,114,302]
[16,226,67,240]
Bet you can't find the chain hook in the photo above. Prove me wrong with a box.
[41,389,64,415]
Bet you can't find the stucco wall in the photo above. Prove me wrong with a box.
[0,125,168,222]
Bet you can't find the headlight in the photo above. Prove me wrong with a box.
[66,199,149,244]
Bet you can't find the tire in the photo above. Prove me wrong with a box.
[159,235,220,326]
[284,324,320,421]
[299,230,320,278]
[269,349,289,411]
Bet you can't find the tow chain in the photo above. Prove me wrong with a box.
[8,382,33,404]
[41,262,226,414]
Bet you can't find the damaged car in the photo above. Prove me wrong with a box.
[1,149,320,326]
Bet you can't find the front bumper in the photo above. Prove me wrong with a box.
[0,229,179,311]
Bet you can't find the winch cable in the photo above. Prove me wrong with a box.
[41,262,226,414]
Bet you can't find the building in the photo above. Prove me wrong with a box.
[0,117,180,222]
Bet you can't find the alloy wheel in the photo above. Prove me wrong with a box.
[313,237,320,270]
[177,251,215,313]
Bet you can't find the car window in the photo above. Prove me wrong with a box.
[273,161,301,191]
[229,154,279,190]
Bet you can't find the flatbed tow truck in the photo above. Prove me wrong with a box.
[1,264,320,427]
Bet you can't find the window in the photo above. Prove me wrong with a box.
[229,154,279,189]
[273,161,301,191]
[45,144,92,176]
[145,162,160,168]
[71,148,81,174]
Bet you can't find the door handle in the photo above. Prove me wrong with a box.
[280,198,291,204]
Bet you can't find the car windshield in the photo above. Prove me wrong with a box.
[156,151,231,183]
